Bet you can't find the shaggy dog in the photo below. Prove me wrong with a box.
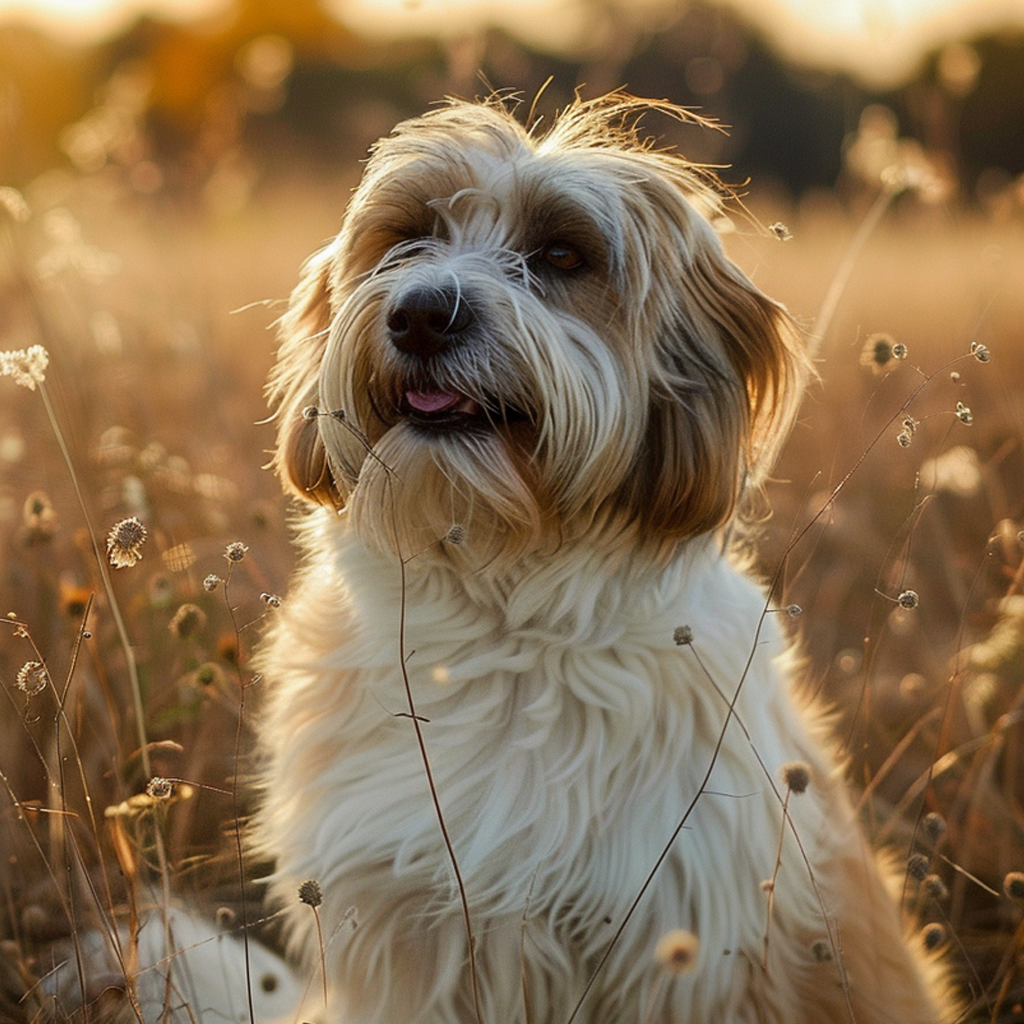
[253,95,949,1024]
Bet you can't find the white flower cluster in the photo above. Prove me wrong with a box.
[0,345,49,390]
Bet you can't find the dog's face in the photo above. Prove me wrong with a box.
[269,96,806,569]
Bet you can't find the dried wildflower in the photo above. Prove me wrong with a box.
[298,879,323,907]
[203,574,222,592]
[896,429,913,448]
[781,761,811,794]
[654,929,699,975]
[922,812,946,844]
[907,853,930,881]
[224,541,248,563]
[216,633,239,664]
[785,604,802,618]
[215,906,237,929]
[768,221,792,241]
[302,405,320,421]
[169,603,207,639]
[0,345,49,390]
[16,661,48,696]
[922,875,948,901]
[897,589,919,610]
[261,592,282,608]
[22,491,57,544]
[921,923,946,950]
[106,516,147,568]
[1003,872,1024,902]
[810,939,833,963]
[673,625,694,646]
[444,524,466,545]
[145,777,174,800]
[955,401,973,425]
[191,662,225,693]
[860,333,902,374]
[971,342,990,363]
[60,581,92,619]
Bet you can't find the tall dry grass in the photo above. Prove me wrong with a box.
[1,116,1023,1022]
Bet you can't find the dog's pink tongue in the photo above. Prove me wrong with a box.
[406,390,462,413]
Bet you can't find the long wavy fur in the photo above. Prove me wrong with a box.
[254,94,953,1023]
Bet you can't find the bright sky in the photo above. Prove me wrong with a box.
[1,0,1021,84]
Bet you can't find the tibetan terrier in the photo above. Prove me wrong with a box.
[253,95,950,1023]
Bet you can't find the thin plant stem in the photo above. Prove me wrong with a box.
[808,186,900,358]
[36,382,151,779]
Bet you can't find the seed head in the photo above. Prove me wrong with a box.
[897,589,919,610]
[203,574,221,592]
[194,662,225,689]
[922,812,946,844]
[444,524,466,545]
[785,604,802,618]
[301,405,320,421]
[972,342,990,363]
[781,761,811,794]
[673,625,694,646]
[654,929,699,975]
[810,939,833,963]
[1003,871,1024,902]
[145,777,174,800]
[922,874,948,901]
[298,879,323,907]
[224,541,248,563]
[955,401,973,425]
[106,516,148,569]
[22,491,57,544]
[921,923,947,950]
[16,661,48,696]
[896,429,913,448]
[169,603,207,639]
[907,853,930,880]
[860,333,903,374]
[768,221,792,241]
[261,592,282,608]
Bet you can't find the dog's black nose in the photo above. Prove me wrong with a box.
[386,287,473,358]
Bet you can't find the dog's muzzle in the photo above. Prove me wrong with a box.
[385,285,489,429]
[387,285,473,359]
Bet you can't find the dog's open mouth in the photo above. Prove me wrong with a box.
[401,388,526,432]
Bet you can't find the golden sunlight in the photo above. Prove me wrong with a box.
[3,0,1021,75]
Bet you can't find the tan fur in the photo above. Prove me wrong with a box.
[256,94,953,1024]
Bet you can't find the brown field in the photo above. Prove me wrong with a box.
[2,142,1024,1020]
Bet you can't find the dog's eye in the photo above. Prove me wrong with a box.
[540,243,584,271]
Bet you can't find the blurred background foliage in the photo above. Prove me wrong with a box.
[2,1,1024,1020]
[1,0,1023,202]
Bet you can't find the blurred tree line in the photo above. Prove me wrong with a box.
[1,0,1023,207]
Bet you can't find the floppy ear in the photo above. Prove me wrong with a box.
[266,243,344,506]
[629,211,808,543]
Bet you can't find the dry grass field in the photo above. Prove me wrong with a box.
[1,114,1024,1021]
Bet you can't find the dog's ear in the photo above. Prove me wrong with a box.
[629,200,808,543]
[266,244,344,506]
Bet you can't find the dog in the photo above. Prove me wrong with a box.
[252,95,950,1024]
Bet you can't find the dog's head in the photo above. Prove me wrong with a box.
[268,95,807,569]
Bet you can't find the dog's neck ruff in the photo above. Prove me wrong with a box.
[300,506,748,640]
